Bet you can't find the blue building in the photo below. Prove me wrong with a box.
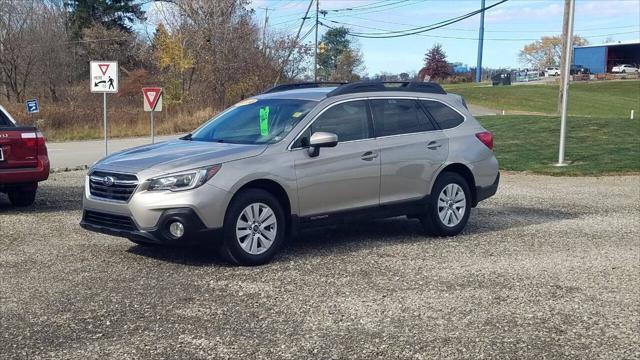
[573,41,640,74]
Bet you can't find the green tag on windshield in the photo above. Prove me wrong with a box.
[259,106,269,136]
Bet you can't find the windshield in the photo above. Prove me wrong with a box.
[190,98,317,144]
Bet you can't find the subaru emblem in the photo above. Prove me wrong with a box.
[103,176,115,187]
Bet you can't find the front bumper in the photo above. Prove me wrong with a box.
[80,208,221,244]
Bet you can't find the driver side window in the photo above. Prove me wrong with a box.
[293,100,371,148]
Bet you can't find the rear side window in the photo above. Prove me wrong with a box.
[293,100,371,148]
[370,99,435,137]
[0,109,14,127]
[420,100,464,129]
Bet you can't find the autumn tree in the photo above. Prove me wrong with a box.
[419,43,451,81]
[317,26,364,81]
[152,23,193,105]
[519,35,588,69]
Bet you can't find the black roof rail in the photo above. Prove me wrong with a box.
[326,81,446,97]
[263,82,347,94]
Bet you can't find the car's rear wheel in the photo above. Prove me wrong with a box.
[220,189,286,266]
[421,172,471,236]
[8,188,37,207]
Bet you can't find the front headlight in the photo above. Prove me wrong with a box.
[148,165,221,192]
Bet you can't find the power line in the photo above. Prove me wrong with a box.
[334,14,640,33]
[321,20,639,41]
[326,0,411,12]
[322,0,509,38]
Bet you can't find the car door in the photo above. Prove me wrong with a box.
[292,99,380,217]
[371,98,448,205]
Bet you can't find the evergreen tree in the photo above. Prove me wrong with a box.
[317,26,363,81]
[65,0,146,39]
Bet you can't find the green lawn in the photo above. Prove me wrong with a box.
[477,115,640,175]
[444,80,640,118]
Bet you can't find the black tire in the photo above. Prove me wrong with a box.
[219,189,286,266]
[420,172,471,237]
[8,189,37,207]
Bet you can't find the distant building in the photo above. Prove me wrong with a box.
[573,41,640,74]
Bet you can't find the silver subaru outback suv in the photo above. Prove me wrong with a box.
[81,82,499,265]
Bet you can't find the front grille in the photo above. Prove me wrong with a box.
[83,210,137,232]
[89,171,138,202]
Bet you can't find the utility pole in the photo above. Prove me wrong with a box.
[260,7,272,52]
[314,0,319,81]
[475,0,485,83]
[556,0,576,166]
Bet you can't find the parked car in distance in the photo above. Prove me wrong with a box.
[611,64,639,73]
[0,105,50,206]
[545,67,560,76]
[80,81,500,266]
[570,64,590,75]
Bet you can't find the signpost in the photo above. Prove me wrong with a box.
[142,87,163,144]
[90,61,118,155]
[26,99,39,114]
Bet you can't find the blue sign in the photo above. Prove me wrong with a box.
[26,99,39,114]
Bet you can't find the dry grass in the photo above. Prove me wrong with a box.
[4,92,220,142]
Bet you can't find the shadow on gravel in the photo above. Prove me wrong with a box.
[124,205,580,265]
[466,205,581,234]
[126,244,228,267]
[0,188,82,214]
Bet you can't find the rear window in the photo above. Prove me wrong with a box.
[420,100,464,129]
[370,99,434,137]
[0,109,15,127]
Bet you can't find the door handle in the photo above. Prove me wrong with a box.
[427,141,442,150]
[361,151,378,161]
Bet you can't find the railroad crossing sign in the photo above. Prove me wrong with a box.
[26,99,39,114]
[90,61,118,93]
[142,87,163,112]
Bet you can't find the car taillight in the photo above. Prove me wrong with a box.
[475,131,493,150]
[21,131,47,154]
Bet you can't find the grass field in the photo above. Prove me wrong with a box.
[444,80,640,118]
[477,115,640,175]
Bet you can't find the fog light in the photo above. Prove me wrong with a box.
[169,221,185,238]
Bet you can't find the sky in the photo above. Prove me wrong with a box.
[144,0,640,75]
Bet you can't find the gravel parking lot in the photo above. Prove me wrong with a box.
[1,171,638,359]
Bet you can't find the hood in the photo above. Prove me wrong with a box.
[93,139,266,176]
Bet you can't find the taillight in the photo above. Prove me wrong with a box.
[475,131,493,150]
[21,131,47,154]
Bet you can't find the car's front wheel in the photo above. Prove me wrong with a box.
[220,189,286,266]
[421,172,471,236]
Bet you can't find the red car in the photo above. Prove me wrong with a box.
[0,105,50,206]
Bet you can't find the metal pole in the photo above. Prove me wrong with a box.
[557,0,575,166]
[475,0,485,83]
[314,0,319,81]
[103,93,108,155]
[151,111,155,144]
[557,0,571,114]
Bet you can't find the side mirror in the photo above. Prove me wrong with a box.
[307,131,338,157]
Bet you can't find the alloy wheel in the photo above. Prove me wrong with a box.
[235,202,277,255]
[437,184,467,227]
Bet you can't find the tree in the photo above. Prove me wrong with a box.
[152,23,194,105]
[65,0,146,39]
[329,49,364,82]
[419,43,451,81]
[317,26,364,81]
[519,35,588,69]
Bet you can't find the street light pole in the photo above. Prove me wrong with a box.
[556,0,575,166]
